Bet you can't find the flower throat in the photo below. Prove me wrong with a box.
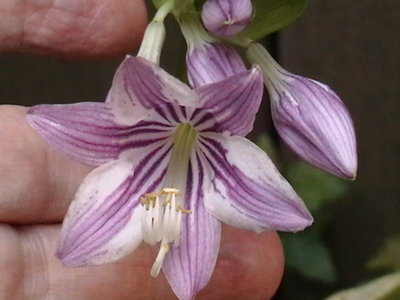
[141,123,198,277]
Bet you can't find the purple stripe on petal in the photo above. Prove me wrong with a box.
[27,102,173,166]
[187,43,246,88]
[106,56,196,126]
[196,67,264,136]
[58,141,172,266]
[199,133,313,233]
[163,152,221,300]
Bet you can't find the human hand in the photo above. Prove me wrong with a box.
[0,0,147,58]
[0,1,284,298]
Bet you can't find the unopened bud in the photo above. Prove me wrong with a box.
[247,42,357,179]
[201,0,253,37]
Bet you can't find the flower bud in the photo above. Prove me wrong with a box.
[180,14,246,87]
[201,0,253,37]
[247,42,357,179]
[137,1,173,64]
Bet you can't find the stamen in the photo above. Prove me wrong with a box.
[141,188,192,277]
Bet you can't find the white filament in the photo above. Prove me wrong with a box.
[141,189,189,277]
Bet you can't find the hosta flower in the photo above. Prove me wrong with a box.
[180,14,246,87]
[28,56,312,299]
[247,42,357,179]
[201,0,253,37]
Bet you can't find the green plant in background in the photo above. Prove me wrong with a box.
[259,133,400,300]
[325,236,400,300]
[368,236,400,272]
[257,133,350,298]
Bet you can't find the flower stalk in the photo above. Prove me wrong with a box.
[137,0,174,64]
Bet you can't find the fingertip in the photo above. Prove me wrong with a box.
[2,0,148,59]
[199,226,284,299]
[0,105,91,223]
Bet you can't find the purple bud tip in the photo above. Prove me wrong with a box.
[201,0,253,37]
[271,77,358,179]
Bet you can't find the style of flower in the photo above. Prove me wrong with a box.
[28,56,313,300]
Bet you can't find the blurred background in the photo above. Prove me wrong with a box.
[0,0,399,299]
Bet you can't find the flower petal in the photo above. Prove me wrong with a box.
[187,42,246,88]
[195,67,264,136]
[106,56,196,126]
[58,140,172,266]
[163,152,221,300]
[27,102,172,166]
[200,133,313,233]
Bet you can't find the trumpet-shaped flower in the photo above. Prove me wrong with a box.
[247,42,357,179]
[27,56,312,300]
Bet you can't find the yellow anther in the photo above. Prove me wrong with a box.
[162,187,180,194]
[145,191,163,198]
[141,188,192,213]
[177,206,192,214]
[141,193,160,208]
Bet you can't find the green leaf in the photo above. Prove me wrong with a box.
[326,272,400,300]
[368,236,400,272]
[287,162,349,212]
[281,232,337,283]
[255,133,278,163]
[241,0,307,40]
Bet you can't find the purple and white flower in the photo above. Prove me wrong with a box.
[201,0,253,37]
[247,42,357,179]
[27,56,312,300]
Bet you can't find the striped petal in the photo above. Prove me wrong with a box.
[195,67,264,136]
[58,140,172,266]
[200,133,313,233]
[163,152,221,300]
[27,102,173,166]
[187,42,247,88]
[106,56,196,126]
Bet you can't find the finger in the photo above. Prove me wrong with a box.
[2,224,283,299]
[0,105,92,223]
[0,0,147,58]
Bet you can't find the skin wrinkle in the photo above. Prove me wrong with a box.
[81,0,108,38]
[20,227,51,299]
[2,0,147,57]
[0,225,24,299]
